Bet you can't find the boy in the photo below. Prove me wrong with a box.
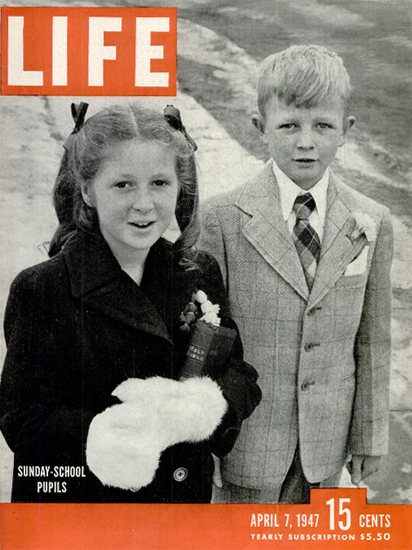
[199,45,393,503]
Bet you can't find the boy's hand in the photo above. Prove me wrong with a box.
[347,455,381,486]
[212,454,223,488]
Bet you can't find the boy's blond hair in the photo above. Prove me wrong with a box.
[257,45,352,117]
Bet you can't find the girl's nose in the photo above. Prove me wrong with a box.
[131,188,154,212]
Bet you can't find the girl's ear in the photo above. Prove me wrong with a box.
[251,114,266,136]
[339,115,356,146]
[81,182,94,208]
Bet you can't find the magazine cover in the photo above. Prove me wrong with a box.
[0,1,411,549]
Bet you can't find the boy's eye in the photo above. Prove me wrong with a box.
[317,122,333,129]
[279,123,297,129]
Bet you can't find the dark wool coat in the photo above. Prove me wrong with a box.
[0,229,261,503]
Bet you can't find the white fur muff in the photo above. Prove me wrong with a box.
[86,376,228,491]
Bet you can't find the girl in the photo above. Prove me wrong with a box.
[0,103,261,503]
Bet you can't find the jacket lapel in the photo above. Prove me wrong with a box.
[308,173,368,307]
[236,163,309,301]
[63,230,173,344]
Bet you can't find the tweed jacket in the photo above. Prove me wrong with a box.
[0,229,261,503]
[198,163,393,489]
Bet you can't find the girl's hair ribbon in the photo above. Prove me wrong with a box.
[164,105,198,151]
[63,102,89,152]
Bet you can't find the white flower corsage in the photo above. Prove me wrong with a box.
[196,291,221,326]
[179,290,221,331]
[349,212,376,243]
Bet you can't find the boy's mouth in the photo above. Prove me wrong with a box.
[294,158,317,163]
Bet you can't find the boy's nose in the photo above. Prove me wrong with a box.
[296,131,315,149]
[131,189,154,212]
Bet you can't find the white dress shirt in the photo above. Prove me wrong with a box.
[272,160,329,242]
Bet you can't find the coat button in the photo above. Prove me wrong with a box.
[307,307,322,316]
[173,467,188,482]
[301,380,315,391]
[304,342,320,352]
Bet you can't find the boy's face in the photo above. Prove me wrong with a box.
[253,95,355,190]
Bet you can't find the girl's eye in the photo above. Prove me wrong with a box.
[153,179,169,187]
[115,181,132,188]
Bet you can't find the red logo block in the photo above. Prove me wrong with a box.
[1,7,177,96]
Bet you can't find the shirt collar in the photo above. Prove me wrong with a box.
[272,159,329,224]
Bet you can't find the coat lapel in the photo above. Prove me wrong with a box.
[63,230,173,344]
[308,174,368,307]
[236,164,309,300]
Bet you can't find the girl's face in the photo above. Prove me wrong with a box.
[82,138,179,262]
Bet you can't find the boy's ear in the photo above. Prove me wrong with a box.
[81,182,94,208]
[339,115,356,146]
[251,114,266,136]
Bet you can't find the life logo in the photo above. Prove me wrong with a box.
[1,7,177,96]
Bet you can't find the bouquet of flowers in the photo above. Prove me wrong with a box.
[179,290,237,380]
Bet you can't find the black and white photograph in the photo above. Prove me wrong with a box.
[0,0,411,547]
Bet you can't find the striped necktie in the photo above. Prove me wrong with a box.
[292,193,321,291]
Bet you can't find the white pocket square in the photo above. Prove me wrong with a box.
[344,246,369,276]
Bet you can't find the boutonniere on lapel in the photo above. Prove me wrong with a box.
[179,290,237,380]
[347,212,376,245]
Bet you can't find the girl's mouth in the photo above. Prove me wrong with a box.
[130,222,155,228]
